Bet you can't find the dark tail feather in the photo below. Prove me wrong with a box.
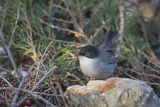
[106,31,118,47]
[101,31,118,48]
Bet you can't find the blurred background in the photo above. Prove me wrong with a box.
[0,0,160,106]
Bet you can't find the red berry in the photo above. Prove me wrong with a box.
[23,99,33,106]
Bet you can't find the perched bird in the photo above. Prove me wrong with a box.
[77,31,118,79]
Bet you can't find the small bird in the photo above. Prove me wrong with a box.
[77,31,118,79]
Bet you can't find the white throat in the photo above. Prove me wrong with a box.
[78,55,115,79]
[78,56,99,76]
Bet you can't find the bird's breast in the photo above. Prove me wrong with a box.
[79,56,115,79]
[79,56,99,76]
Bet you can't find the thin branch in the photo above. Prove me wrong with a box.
[83,1,105,28]
[41,8,73,24]
[37,42,53,75]
[32,66,57,91]
[66,72,85,85]
[0,0,9,30]
[23,89,58,107]
[116,0,125,58]
[118,67,160,87]
[52,3,68,12]
[91,21,107,43]
[62,0,81,30]
[62,0,89,42]
[137,9,160,68]
[9,8,20,47]
[0,94,10,106]
[0,74,13,87]
[133,55,160,74]
[37,17,79,35]
[56,81,69,107]
[76,0,83,29]
[0,31,18,76]
[17,66,58,106]
[143,53,160,69]
[0,87,58,107]
[33,95,57,107]
[11,77,26,107]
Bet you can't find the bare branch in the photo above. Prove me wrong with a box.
[0,0,9,30]
[11,77,26,107]
[91,21,107,43]
[0,94,10,106]
[0,30,18,76]
[9,8,20,47]
[17,66,58,106]
[32,66,57,91]
[0,74,13,87]
[116,0,125,58]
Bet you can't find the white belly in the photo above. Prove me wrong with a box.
[79,56,115,79]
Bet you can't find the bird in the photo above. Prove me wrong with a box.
[77,31,118,79]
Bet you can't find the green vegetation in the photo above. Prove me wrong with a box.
[0,0,160,106]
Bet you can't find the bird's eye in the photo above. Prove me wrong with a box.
[85,52,89,56]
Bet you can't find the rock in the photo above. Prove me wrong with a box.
[66,77,160,107]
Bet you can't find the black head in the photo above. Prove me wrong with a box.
[77,45,99,58]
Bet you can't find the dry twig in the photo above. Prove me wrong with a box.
[116,0,125,58]
[9,9,20,47]
[17,66,58,106]
[0,31,18,76]
[11,77,26,107]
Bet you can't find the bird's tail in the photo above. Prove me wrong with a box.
[100,31,118,49]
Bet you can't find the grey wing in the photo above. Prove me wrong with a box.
[99,49,118,64]
[97,51,117,77]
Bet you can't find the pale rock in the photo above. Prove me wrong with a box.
[66,77,160,107]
